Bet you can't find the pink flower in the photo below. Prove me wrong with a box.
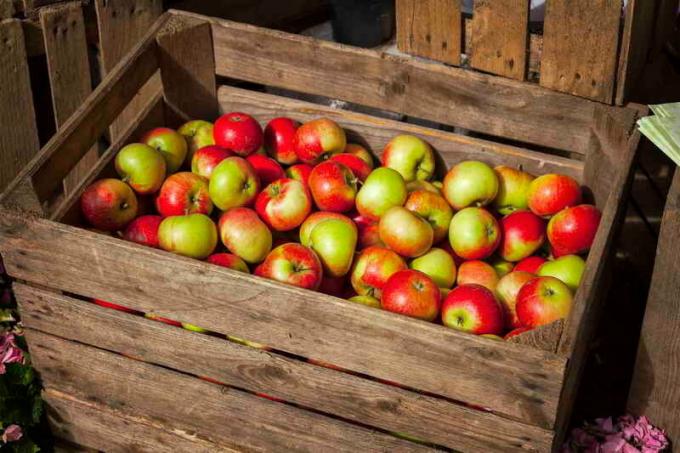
[0,332,25,374]
[1,424,22,443]
[563,415,669,453]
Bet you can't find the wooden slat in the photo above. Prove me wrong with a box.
[540,0,623,104]
[470,0,529,81]
[40,2,99,195]
[27,329,433,452]
[16,284,555,452]
[0,0,14,18]
[395,0,461,66]
[21,0,60,16]
[200,12,597,154]
[507,319,563,352]
[218,85,584,180]
[0,216,567,428]
[0,19,40,193]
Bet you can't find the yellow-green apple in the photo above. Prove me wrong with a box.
[443,161,499,209]
[407,180,440,194]
[433,181,443,190]
[285,163,313,188]
[547,204,601,257]
[115,143,166,194]
[209,157,260,211]
[350,246,407,298]
[254,243,323,290]
[330,153,371,181]
[504,326,532,339]
[352,213,384,249]
[206,253,249,273]
[356,167,408,221]
[191,145,233,179]
[379,206,433,258]
[514,255,547,274]
[92,298,140,314]
[308,160,357,212]
[381,134,435,182]
[123,214,162,248]
[348,294,381,308]
[491,256,514,277]
[516,276,573,327]
[409,247,456,288]
[141,127,188,173]
[80,179,138,231]
[182,323,208,333]
[218,207,272,264]
[496,271,534,329]
[178,120,214,162]
[538,254,585,292]
[442,284,504,335]
[307,216,358,277]
[156,172,212,217]
[299,211,353,246]
[448,207,500,259]
[246,154,285,187]
[493,166,534,214]
[213,112,263,156]
[482,334,503,341]
[527,174,582,217]
[293,118,346,163]
[404,189,453,243]
[457,260,499,292]
[344,143,374,167]
[381,269,440,321]
[499,210,545,262]
[318,275,347,297]
[264,117,299,165]
[158,213,217,259]
[255,178,312,231]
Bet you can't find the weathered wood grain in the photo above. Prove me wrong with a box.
[540,0,623,103]
[0,0,14,18]
[395,0,461,66]
[17,284,555,452]
[470,0,529,81]
[507,319,563,353]
[27,329,434,452]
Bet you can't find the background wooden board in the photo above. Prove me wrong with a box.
[0,0,14,18]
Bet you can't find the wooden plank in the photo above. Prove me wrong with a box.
[200,12,598,154]
[40,2,99,195]
[0,0,14,18]
[540,0,623,103]
[628,169,680,446]
[217,85,584,180]
[470,0,529,81]
[0,19,40,194]
[27,330,433,452]
[21,0,60,16]
[507,319,563,352]
[0,216,567,428]
[17,284,555,452]
[45,389,235,453]
[395,0,461,66]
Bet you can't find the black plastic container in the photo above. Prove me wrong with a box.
[329,0,395,47]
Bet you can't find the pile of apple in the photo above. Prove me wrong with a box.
[80,112,601,339]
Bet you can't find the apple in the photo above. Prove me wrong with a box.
[308,160,357,212]
[516,276,573,327]
[158,213,217,259]
[285,163,313,188]
[448,207,500,260]
[178,120,214,162]
[491,257,514,277]
[141,127,188,173]
[293,118,346,163]
[356,167,408,221]
[407,180,440,194]
[353,214,384,249]
[254,243,322,290]
[538,254,585,292]
[145,313,182,327]
[123,215,162,248]
[206,253,249,273]
[246,154,286,187]
[218,207,272,264]
[299,211,354,246]
[527,174,582,217]
[114,143,166,194]
[441,284,504,335]
[209,157,260,211]
[329,153,372,181]
[255,178,312,231]
[547,204,601,256]
[379,206,433,258]
[182,323,208,333]
[404,189,453,244]
[264,117,299,165]
[409,248,456,288]
[514,256,547,274]
[92,298,139,314]
[318,275,347,297]
[381,134,435,182]
[350,246,407,298]
[156,172,212,217]
[505,327,532,339]
[213,112,263,156]
[191,145,233,179]
[443,161,499,209]
[307,216,358,277]
[348,295,381,308]
[493,166,534,215]
[498,210,545,262]
[457,260,499,292]
[344,143,374,167]
[81,179,138,231]
[496,271,534,329]
[381,269,440,321]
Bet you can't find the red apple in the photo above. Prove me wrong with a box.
[246,154,286,187]
[448,207,500,260]
[516,276,573,327]
[404,189,453,244]
[381,269,441,321]
[330,153,371,181]
[457,260,499,293]
[81,179,138,231]
[206,253,249,273]
[114,143,166,194]
[293,118,346,163]
[527,174,582,217]
[286,163,313,188]
[344,143,374,167]
[145,313,183,327]
[156,172,212,217]
[547,204,601,256]
[496,271,534,329]
[256,178,312,231]
[353,214,384,249]
[499,210,545,262]
[308,160,357,212]
[254,243,323,290]
[264,117,299,165]
[514,256,547,274]
[218,207,272,264]
[141,127,188,173]
[379,206,433,258]
[381,134,435,182]
[209,156,260,211]
[123,215,162,248]
[350,246,407,298]
[92,298,139,314]
[443,161,499,210]
[213,112,263,156]
[441,285,505,335]
[191,145,233,179]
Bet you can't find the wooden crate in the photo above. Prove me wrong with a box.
[395,0,677,105]
[0,9,644,452]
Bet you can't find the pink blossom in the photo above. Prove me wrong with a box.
[0,332,25,374]
[1,424,22,443]
[563,415,669,453]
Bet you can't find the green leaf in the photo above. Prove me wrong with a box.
[9,438,41,453]
[0,308,15,322]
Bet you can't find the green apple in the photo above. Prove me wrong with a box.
[381,134,435,182]
[406,180,440,194]
[178,120,214,162]
[218,207,272,264]
[537,254,585,292]
[491,256,514,277]
[182,323,208,333]
[356,167,408,221]
[348,295,381,308]
[158,213,217,259]
[114,143,166,194]
[443,160,499,210]
[448,207,500,260]
[209,156,260,211]
[141,127,188,173]
[409,248,456,288]
[493,166,534,215]
[308,218,358,277]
